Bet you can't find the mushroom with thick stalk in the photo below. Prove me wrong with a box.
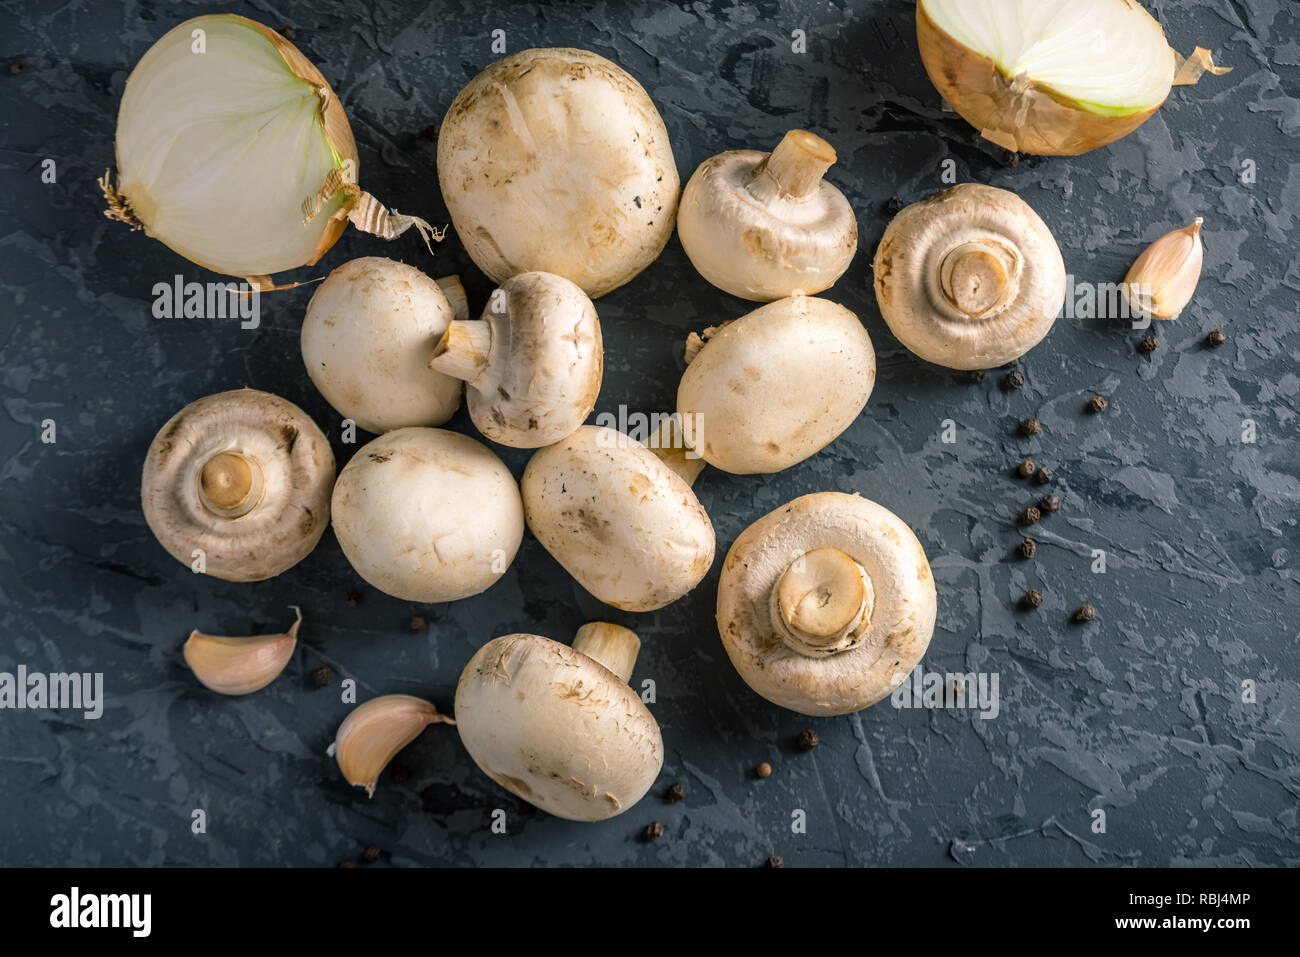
[437,48,679,298]
[331,428,524,602]
[873,183,1066,371]
[716,492,937,716]
[301,257,468,435]
[677,130,857,301]
[429,272,602,447]
[677,295,875,474]
[456,622,662,821]
[521,426,714,612]
[915,0,1230,156]
[142,389,335,581]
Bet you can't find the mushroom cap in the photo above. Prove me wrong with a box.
[873,183,1066,370]
[677,149,857,301]
[141,388,335,581]
[330,428,523,602]
[463,272,603,448]
[678,297,875,474]
[455,632,663,821]
[437,48,679,298]
[521,426,715,612]
[301,257,462,434]
[716,492,937,716]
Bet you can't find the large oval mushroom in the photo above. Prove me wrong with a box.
[677,296,875,474]
[716,492,937,716]
[455,622,662,821]
[141,388,335,581]
[301,257,467,435]
[873,183,1066,370]
[437,48,679,298]
[677,130,857,301]
[521,426,715,612]
[331,428,523,602]
[429,272,602,448]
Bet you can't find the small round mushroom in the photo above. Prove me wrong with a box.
[428,272,602,448]
[873,183,1066,370]
[455,622,662,821]
[716,492,937,716]
[142,388,335,581]
[331,428,523,602]
[521,425,715,612]
[677,296,875,474]
[677,130,857,301]
[437,48,679,298]
[300,257,467,435]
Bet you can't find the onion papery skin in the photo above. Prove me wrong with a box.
[111,15,359,281]
[915,0,1174,156]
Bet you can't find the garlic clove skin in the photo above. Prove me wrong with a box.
[334,694,452,797]
[183,606,302,696]
[1123,218,1204,320]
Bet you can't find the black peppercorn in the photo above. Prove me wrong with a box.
[1139,335,1159,353]
[362,845,381,863]
[338,859,357,869]
[1019,506,1041,525]
[311,665,334,689]
[279,25,296,40]
[1020,417,1041,436]
[1018,538,1037,559]
[967,370,987,383]
[1002,370,1025,390]
[1034,466,1053,485]
[1022,589,1043,609]
[345,590,362,606]
[1088,395,1108,413]
[665,782,686,803]
[1206,329,1226,347]
[755,762,773,779]
[1074,605,1096,622]
[1040,494,1061,513]
[1000,148,1020,168]
[643,821,665,841]
[9,61,24,75]
[1016,459,1035,478]
[390,763,410,784]
[796,729,819,752]
[764,855,785,868]
[884,195,905,215]
[409,615,427,632]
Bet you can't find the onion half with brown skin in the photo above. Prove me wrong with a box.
[916,0,1230,156]
[101,15,438,289]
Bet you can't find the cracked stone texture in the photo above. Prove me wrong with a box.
[1,0,1298,867]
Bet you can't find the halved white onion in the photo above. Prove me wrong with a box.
[101,15,437,287]
[916,0,1230,155]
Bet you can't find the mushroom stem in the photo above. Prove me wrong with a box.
[939,241,1011,317]
[436,275,470,322]
[429,320,492,383]
[749,130,837,202]
[770,548,874,657]
[198,451,265,518]
[648,415,706,486]
[571,622,641,683]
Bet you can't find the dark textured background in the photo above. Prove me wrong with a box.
[1,0,1297,867]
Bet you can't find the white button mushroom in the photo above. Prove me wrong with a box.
[141,388,335,581]
[521,426,715,612]
[873,184,1066,370]
[429,272,602,448]
[330,428,524,602]
[455,622,662,821]
[677,295,875,474]
[437,48,679,298]
[677,130,858,301]
[716,492,937,716]
[300,257,467,435]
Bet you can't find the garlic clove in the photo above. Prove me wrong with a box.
[333,694,453,797]
[183,606,302,695]
[1123,218,1204,320]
